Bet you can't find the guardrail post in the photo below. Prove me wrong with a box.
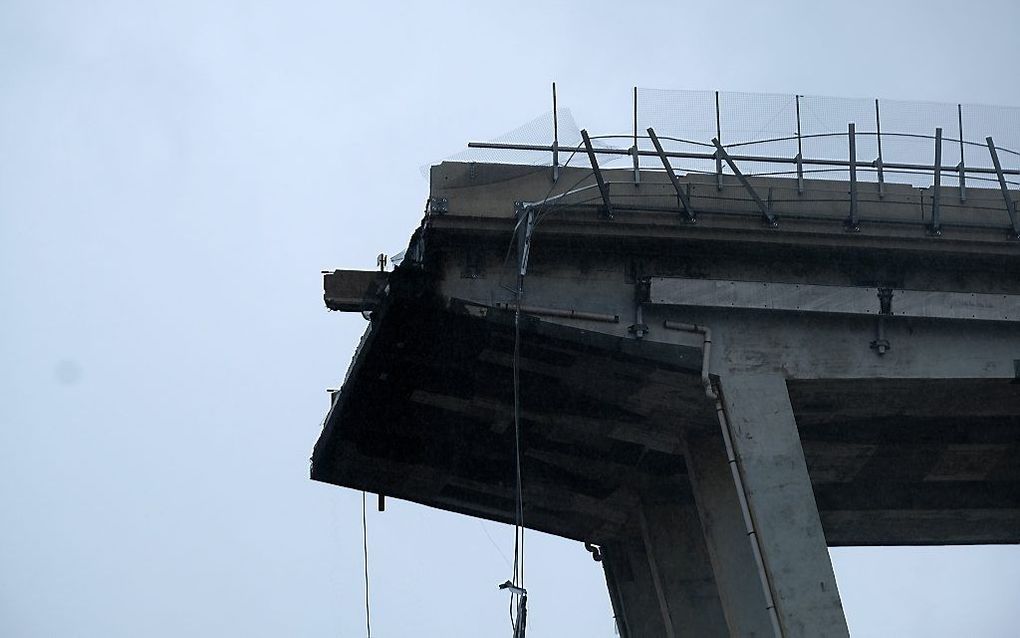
[632,87,640,185]
[551,82,559,182]
[931,127,943,236]
[874,99,885,199]
[847,123,860,231]
[715,91,723,191]
[795,95,804,195]
[957,104,966,202]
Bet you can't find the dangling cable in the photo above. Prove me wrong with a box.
[362,491,372,638]
[511,269,526,633]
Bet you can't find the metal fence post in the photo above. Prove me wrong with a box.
[957,104,966,203]
[715,90,723,191]
[931,127,943,236]
[632,87,640,185]
[552,82,559,182]
[847,123,859,231]
[875,99,885,199]
[795,95,804,194]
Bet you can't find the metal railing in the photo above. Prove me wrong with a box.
[462,86,1020,238]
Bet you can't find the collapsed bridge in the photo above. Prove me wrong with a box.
[312,90,1020,637]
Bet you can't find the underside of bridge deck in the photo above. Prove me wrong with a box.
[312,288,1020,547]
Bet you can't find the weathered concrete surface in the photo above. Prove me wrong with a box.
[638,500,730,637]
[685,430,775,637]
[315,162,1020,637]
[718,374,849,637]
[602,540,673,638]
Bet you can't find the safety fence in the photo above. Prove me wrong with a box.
[442,86,1020,235]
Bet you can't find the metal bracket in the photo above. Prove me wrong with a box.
[629,274,649,339]
[581,129,615,220]
[428,197,448,215]
[515,202,537,277]
[628,323,649,339]
[647,127,695,222]
[584,541,603,562]
[711,138,777,227]
[499,581,528,638]
[870,287,893,355]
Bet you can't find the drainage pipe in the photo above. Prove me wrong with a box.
[662,319,784,637]
[495,302,620,324]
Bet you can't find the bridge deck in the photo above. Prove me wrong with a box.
[313,162,1020,548]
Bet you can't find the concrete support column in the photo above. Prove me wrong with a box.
[716,373,849,637]
[603,500,729,638]
[602,539,671,638]
[685,429,776,637]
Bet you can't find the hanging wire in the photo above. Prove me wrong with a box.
[362,491,372,638]
[500,147,597,636]
[509,265,527,633]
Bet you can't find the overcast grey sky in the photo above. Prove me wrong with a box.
[2,1,1019,636]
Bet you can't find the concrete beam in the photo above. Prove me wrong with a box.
[684,430,777,637]
[323,269,387,311]
[604,500,731,638]
[717,373,849,637]
[603,540,672,638]
[638,501,729,638]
